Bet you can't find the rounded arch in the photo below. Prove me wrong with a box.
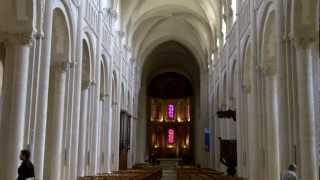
[51,8,70,63]
[100,55,109,94]
[257,1,274,52]
[83,32,96,80]
[82,38,92,85]
[138,37,205,73]
[242,38,253,94]
[51,2,75,63]
[261,9,277,73]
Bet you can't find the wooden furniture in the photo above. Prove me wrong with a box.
[78,167,162,180]
[177,167,246,180]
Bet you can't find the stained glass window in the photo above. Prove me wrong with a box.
[167,104,175,120]
[168,129,175,144]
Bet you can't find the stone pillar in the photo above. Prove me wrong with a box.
[106,95,113,173]
[33,1,53,178]
[77,81,90,176]
[260,65,281,180]
[44,61,69,180]
[112,100,120,171]
[295,42,318,180]
[0,34,32,180]
[99,94,109,172]
[69,0,85,178]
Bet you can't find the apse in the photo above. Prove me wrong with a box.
[136,41,201,165]
[147,72,193,161]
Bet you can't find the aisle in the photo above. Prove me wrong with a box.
[159,159,178,180]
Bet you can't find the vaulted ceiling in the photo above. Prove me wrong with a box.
[121,0,220,70]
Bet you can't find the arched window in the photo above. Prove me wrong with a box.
[168,129,175,144]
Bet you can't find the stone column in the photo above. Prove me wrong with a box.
[70,0,85,178]
[295,41,318,180]
[33,1,54,178]
[77,81,90,176]
[260,65,281,180]
[111,101,120,171]
[106,96,113,173]
[0,34,32,180]
[99,94,109,172]
[44,61,69,180]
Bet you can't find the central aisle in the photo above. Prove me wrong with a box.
[159,159,178,180]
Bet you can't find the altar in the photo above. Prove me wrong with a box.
[147,98,193,162]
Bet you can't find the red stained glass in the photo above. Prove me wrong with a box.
[168,129,175,144]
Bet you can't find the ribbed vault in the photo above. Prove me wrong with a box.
[121,0,220,69]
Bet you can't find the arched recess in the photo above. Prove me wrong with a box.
[99,59,109,172]
[77,38,92,176]
[136,40,202,165]
[242,40,254,178]
[260,9,281,180]
[44,8,71,180]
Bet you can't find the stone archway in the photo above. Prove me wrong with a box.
[135,41,202,166]
[242,41,256,179]
[44,8,71,180]
[77,39,92,176]
[259,10,280,180]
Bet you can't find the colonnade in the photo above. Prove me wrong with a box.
[208,1,320,180]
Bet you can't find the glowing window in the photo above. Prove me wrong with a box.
[167,104,175,120]
[168,129,175,144]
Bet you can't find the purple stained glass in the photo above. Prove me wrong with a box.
[167,104,175,120]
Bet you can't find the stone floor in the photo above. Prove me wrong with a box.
[161,168,177,180]
[159,159,178,180]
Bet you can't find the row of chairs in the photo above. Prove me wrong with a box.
[78,166,162,180]
[177,168,246,180]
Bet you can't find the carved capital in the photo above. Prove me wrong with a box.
[34,31,45,40]
[257,62,277,77]
[241,84,251,94]
[117,31,125,38]
[82,80,91,90]
[100,94,109,101]
[0,32,34,46]
[109,9,118,19]
[293,25,316,49]
[53,61,71,73]
[261,66,276,77]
